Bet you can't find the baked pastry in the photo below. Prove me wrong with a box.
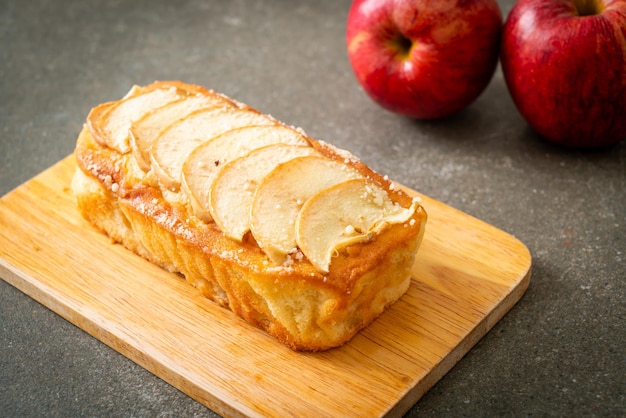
[72,81,427,351]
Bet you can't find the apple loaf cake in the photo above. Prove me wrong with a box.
[72,80,427,351]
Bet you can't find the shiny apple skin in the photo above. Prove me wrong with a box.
[346,0,503,119]
[501,0,626,148]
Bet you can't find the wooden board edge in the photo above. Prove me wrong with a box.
[0,257,252,417]
[386,264,532,417]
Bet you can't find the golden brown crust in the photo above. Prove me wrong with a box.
[72,81,427,351]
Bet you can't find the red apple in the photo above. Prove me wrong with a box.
[346,0,503,119]
[501,0,626,148]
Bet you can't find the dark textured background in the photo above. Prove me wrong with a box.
[1,0,624,416]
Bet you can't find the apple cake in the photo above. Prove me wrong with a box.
[71,80,427,351]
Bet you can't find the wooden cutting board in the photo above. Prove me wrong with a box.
[0,156,531,417]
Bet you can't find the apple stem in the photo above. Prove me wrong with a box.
[390,32,413,59]
[574,0,605,16]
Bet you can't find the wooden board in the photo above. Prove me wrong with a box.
[0,156,531,417]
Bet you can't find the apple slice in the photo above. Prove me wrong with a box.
[249,156,363,264]
[129,93,234,171]
[88,86,184,154]
[182,125,311,222]
[296,178,418,272]
[210,144,319,241]
[150,107,275,191]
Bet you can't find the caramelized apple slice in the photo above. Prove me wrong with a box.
[210,144,319,241]
[250,156,363,264]
[150,107,275,191]
[296,178,418,272]
[182,125,311,222]
[129,93,234,171]
[88,86,184,154]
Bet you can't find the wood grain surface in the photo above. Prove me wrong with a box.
[0,156,531,417]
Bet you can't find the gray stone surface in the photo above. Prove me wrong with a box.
[1,0,624,416]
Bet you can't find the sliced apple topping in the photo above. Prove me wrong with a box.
[129,94,234,172]
[182,125,311,222]
[150,107,275,191]
[89,86,184,154]
[210,144,319,241]
[249,156,363,265]
[296,178,418,272]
